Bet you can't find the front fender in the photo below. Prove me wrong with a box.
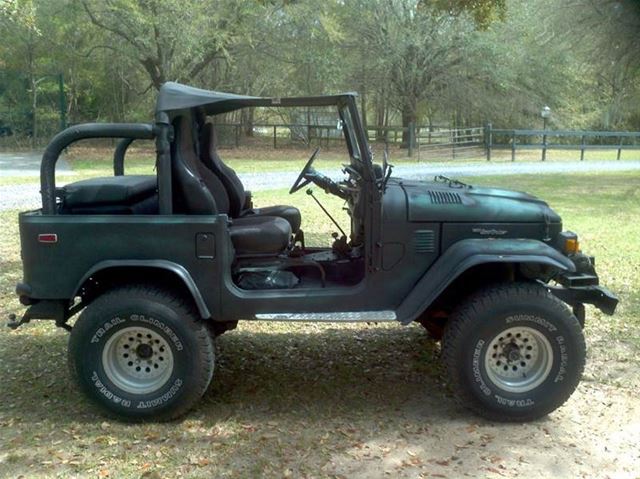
[395,239,574,324]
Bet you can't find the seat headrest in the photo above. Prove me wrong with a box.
[171,115,217,215]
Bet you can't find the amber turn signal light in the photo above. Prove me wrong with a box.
[564,237,580,254]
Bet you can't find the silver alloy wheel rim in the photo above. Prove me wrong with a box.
[484,326,554,393]
[102,326,174,395]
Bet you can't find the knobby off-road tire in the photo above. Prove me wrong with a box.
[442,282,585,422]
[68,285,214,421]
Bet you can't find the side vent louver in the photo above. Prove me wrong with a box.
[428,190,462,204]
[414,230,435,254]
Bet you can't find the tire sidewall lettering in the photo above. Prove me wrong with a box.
[90,316,126,344]
[90,370,132,408]
[554,335,568,383]
[472,339,492,396]
[136,378,183,409]
[505,313,557,333]
[90,314,183,351]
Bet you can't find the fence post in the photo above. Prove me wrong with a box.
[408,122,415,158]
[617,136,623,160]
[511,130,516,161]
[273,125,277,149]
[452,128,456,160]
[580,134,585,161]
[485,122,492,161]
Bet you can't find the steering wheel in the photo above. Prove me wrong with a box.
[289,147,321,194]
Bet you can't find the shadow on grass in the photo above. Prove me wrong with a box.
[0,325,467,426]
[205,326,459,419]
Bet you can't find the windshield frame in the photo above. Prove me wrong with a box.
[339,104,361,163]
[338,99,374,183]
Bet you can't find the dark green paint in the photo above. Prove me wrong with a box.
[15,83,618,327]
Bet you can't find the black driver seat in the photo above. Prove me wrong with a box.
[171,115,291,255]
[199,122,302,233]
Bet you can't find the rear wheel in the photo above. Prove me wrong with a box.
[68,285,214,421]
[442,282,585,421]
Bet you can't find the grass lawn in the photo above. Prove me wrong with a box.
[0,171,639,477]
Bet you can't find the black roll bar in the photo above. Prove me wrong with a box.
[155,112,173,215]
[113,137,136,176]
[40,123,156,214]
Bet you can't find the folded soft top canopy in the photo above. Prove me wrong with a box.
[156,82,356,115]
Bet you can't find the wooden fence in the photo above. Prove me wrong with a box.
[416,126,485,160]
[487,125,640,161]
[216,123,344,149]
[217,121,483,158]
[208,122,640,162]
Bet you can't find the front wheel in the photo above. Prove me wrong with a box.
[68,285,214,421]
[442,283,585,422]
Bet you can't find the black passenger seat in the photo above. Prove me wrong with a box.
[199,122,302,233]
[171,115,291,256]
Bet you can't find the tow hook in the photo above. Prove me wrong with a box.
[7,300,74,332]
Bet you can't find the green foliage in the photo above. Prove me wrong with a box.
[554,0,640,130]
[356,0,476,126]
[426,0,506,29]
[80,0,254,90]
[1,0,639,134]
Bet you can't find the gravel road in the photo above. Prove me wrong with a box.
[1,160,639,211]
[0,151,73,177]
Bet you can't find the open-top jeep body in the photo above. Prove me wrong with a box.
[11,83,617,421]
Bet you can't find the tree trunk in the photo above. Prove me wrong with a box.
[241,107,254,137]
[401,98,417,149]
[27,37,37,148]
[31,77,37,148]
[360,88,367,132]
[360,52,368,132]
[375,89,387,141]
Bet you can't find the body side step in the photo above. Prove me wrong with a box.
[255,311,397,321]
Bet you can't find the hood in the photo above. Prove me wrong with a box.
[390,179,561,224]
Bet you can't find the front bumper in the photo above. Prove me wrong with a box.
[545,251,618,316]
[548,283,618,316]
